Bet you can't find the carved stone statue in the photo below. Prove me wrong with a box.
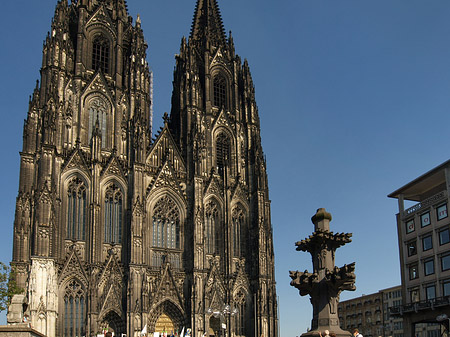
[290,208,356,337]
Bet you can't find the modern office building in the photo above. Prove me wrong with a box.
[338,286,404,337]
[10,0,278,336]
[381,286,403,337]
[388,161,450,337]
[338,292,384,337]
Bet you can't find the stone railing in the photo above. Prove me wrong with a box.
[402,190,447,218]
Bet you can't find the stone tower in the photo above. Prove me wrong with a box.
[11,0,278,337]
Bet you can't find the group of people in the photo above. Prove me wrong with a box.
[317,328,363,337]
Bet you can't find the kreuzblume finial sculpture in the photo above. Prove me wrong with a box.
[290,208,356,337]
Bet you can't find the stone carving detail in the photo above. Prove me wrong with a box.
[289,208,356,337]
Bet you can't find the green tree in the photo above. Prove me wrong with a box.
[0,262,24,312]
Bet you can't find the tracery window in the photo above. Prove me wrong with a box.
[63,279,86,337]
[216,132,231,176]
[234,291,246,336]
[152,196,180,249]
[92,35,109,74]
[104,184,123,244]
[67,178,87,241]
[88,97,108,147]
[232,207,245,257]
[205,202,220,254]
[213,74,227,108]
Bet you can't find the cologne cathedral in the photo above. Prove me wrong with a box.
[11,0,278,336]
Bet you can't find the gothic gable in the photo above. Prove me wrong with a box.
[231,181,249,205]
[205,261,225,308]
[204,173,223,202]
[212,110,235,136]
[98,281,124,321]
[146,124,186,173]
[232,262,250,299]
[98,252,124,291]
[101,153,127,181]
[210,48,230,68]
[146,159,186,200]
[150,264,184,310]
[81,72,113,102]
[58,245,88,287]
[85,4,117,38]
[61,148,90,176]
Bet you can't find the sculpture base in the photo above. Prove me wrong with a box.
[301,327,352,337]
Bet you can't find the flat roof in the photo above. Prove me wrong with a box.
[388,159,450,201]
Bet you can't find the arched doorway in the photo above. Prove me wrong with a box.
[155,314,175,335]
[100,311,125,336]
[148,300,185,335]
[209,316,220,337]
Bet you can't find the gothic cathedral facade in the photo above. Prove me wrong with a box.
[11,0,278,336]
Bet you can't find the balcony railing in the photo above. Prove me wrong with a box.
[402,190,447,219]
[389,295,450,316]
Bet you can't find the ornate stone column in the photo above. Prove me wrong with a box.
[290,208,356,337]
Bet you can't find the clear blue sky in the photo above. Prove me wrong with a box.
[2,1,450,336]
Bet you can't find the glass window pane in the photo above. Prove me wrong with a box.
[426,285,436,300]
[443,280,450,296]
[408,241,417,256]
[424,259,434,276]
[439,228,450,245]
[406,219,415,233]
[437,204,448,221]
[421,212,431,227]
[409,265,418,280]
[423,235,433,251]
[442,254,450,271]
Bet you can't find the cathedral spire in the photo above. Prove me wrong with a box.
[190,0,227,49]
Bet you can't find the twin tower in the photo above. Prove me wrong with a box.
[11,0,278,336]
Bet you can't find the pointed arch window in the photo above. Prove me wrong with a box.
[67,178,87,241]
[232,207,245,257]
[213,74,227,108]
[216,132,231,177]
[235,301,246,336]
[63,279,86,337]
[152,196,180,249]
[205,202,220,254]
[92,35,110,74]
[88,97,108,148]
[104,184,123,244]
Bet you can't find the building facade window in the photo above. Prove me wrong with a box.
[443,279,450,296]
[67,178,87,241]
[424,259,434,276]
[409,264,419,280]
[213,74,227,108]
[422,235,433,251]
[104,184,123,244]
[92,35,109,74]
[425,284,436,300]
[205,202,220,254]
[63,279,86,337]
[408,240,417,256]
[88,97,108,147]
[437,203,448,221]
[441,254,450,271]
[410,288,420,303]
[421,212,431,227]
[232,206,245,257]
[439,227,450,245]
[406,219,415,233]
[152,196,180,249]
[216,132,231,177]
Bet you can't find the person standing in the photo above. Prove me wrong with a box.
[353,328,363,337]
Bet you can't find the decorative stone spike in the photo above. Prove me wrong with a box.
[290,208,356,337]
